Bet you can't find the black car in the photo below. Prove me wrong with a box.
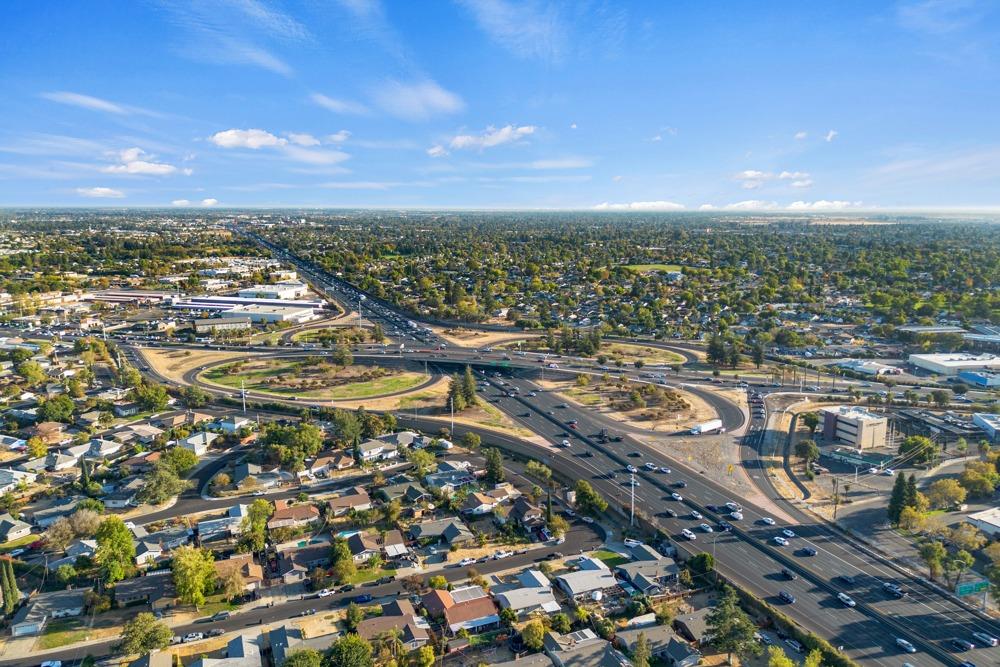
[950,638,974,652]
[717,521,733,531]
[800,547,817,556]
[674,481,687,488]
[781,568,797,580]
[705,504,721,512]
[627,451,642,458]
[838,574,857,586]
[779,591,796,604]
[658,509,678,518]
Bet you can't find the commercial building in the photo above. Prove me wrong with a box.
[237,281,309,300]
[974,413,1000,443]
[967,507,1000,538]
[908,353,1000,376]
[836,359,901,376]
[194,317,252,334]
[821,406,888,449]
[958,370,1000,388]
[231,305,318,324]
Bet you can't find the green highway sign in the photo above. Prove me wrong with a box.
[955,579,989,596]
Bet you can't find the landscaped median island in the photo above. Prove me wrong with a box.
[200,357,430,401]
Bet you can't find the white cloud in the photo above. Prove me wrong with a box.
[41,91,127,114]
[723,200,779,210]
[427,145,449,158]
[786,200,860,211]
[570,123,578,129]
[210,128,287,149]
[310,92,368,115]
[790,179,814,188]
[372,79,464,120]
[201,198,218,206]
[280,145,350,165]
[326,130,352,143]
[449,125,536,151]
[778,170,808,180]
[287,133,320,147]
[698,204,716,211]
[825,129,838,142]
[171,199,191,206]
[101,147,178,175]
[456,0,567,61]
[76,186,124,199]
[594,200,685,211]
[735,169,811,189]
[650,135,662,142]
[529,157,591,169]
[794,131,808,140]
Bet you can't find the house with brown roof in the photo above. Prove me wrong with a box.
[214,553,264,592]
[25,421,69,446]
[120,451,162,474]
[346,531,380,563]
[327,486,372,517]
[461,492,499,515]
[356,600,430,651]
[422,585,499,635]
[266,499,319,530]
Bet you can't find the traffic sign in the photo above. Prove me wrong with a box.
[955,579,989,596]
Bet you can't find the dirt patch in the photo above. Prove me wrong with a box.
[600,342,686,365]
[433,327,541,348]
[140,348,260,385]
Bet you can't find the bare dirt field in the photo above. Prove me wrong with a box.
[140,348,259,385]
[433,327,541,348]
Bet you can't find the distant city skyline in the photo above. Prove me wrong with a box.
[2,1,1000,209]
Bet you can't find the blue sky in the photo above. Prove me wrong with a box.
[2,0,1000,210]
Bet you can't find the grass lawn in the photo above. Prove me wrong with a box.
[602,342,685,365]
[203,360,427,400]
[197,594,239,618]
[621,263,682,273]
[565,387,604,406]
[591,549,630,568]
[348,565,397,585]
[0,534,37,552]
[38,619,89,650]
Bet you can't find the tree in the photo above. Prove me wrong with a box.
[38,395,75,423]
[282,649,323,667]
[181,385,210,408]
[461,365,477,404]
[547,515,570,538]
[172,545,216,608]
[574,479,608,515]
[887,472,907,525]
[239,498,273,553]
[948,524,987,552]
[134,383,170,411]
[69,508,102,536]
[899,435,938,465]
[898,506,926,532]
[447,374,467,412]
[329,634,373,667]
[332,538,357,584]
[751,342,765,369]
[688,552,715,577]
[163,447,199,475]
[117,612,172,655]
[428,575,447,590]
[705,585,761,664]
[380,499,402,526]
[484,447,504,484]
[767,645,795,667]
[220,566,247,601]
[632,631,651,667]
[801,412,819,435]
[945,550,975,587]
[45,517,76,551]
[95,517,136,583]
[803,648,824,667]
[138,463,192,505]
[460,431,481,450]
[16,360,45,386]
[345,602,364,630]
[521,619,545,651]
[1,559,16,614]
[331,344,354,367]
[794,439,820,463]
[926,478,967,509]
[27,437,47,459]
[919,540,947,580]
[411,645,435,667]
[931,389,952,407]
[406,449,437,477]
[56,563,78,585]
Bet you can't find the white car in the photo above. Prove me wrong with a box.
[659,466,671,473]
[882,468,895,476]
[561,439,571,447]
[317,588,333,597]
[690,510,703,520]
[972,631,999,647]
[867,467,878,474]
[252,490,266,496]
[9,548,25,557]
[895,638,916,653]
[493,550,513,560]
[725,502,742,512]
[581,516,594,524]
[773,536,790,546]
[699,523,714,533]
[761,517,775,526]
[183,633,205,643]
[644,462,657,470]
[730,512,743,520]
[459,557,476,566]
[781,529,796,538]
[681,528,697,540]
[627,465,638,473]
[837,592,856,607]
[671,492,683,501]
[563,508,576,517]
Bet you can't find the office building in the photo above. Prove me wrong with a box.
[821,406,888,449]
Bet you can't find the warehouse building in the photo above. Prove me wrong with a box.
[958,370,1000,388]
[907,352,1000,376]
[194,317,252,334]
[821,406,888,449]
[974,413,1000,443]
[967,507,1000,538]
[232,305,318,324]
[237,281,309,300]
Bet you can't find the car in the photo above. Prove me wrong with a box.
[754,631,773,645]
[730,511,743,520]
[781,568,797,580]
[725,502,741,512]
[252,490,266,496]
[957,663,976,667]
[207,629,225,638]
[317,588,333,597]
[867,467,878,474]
[773,536,789,546]
[627,465,638,473]
[680,528,697,540]
[659,466,671,473]
[561,439,571,447]
[8,548,25,557]
[882,581,905,597]
[895,638,917,653]
[644,462,657,470]
[690,510,703,520]
[784,639,804,653]
[670,492,683,501]
[674,480,687,488]
[581,516,594,524]
[183,633,205,643]
[527,391,537,397]
[459,557,476,566]
[781,528,796,538]
[761,517,776,526]
[699,523,713,533]
[778,590,796,604]
[950,638,974,651]
[494,550,513,559]
[629,451,642,457]
[353,594,373,603]
[627,478,640,487]
[661,508,678,518]
[882,468,895,476]
[339,584,355,593]
[170,636,182,645]
[543,551,564,560]
[837,592,856,607]
[800,547,817,556]
[838,574,857,586]
[299,608,317,616]
[41,662,63,667]
[972,632,998,647]
[718,521,733,531]
[563,508,576,517]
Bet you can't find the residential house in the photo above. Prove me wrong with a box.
[543,629,631,667]
[509,497,544,528]
[120,451,162,474]
[104,477,145,509]
[25,421,69,446]
[267,500,319,530]
[125,423,164,444]
[218,415,252,434]
[179,431,218,456]
[232,462,283,489]
[276,545,331,585]
[615,547,680,594]
[135,541,163,567]
[87,438,124,460]
[346,531,380,563]
[377,481,430,505]
[10,588,89,637]
[356,438,399,463]
[408,518,474,546]
[0,468,36,494]
[190,634,262,667]
[461,492,499,515]
[198,504,249,541]
[356,600,430,651]
[382,529,409,559]
[152,411,213,430]
[675,608,713,644]
[25,496,83,527]
[0,513,31,542]
[113,401,141,418]
[0,435,27,451]
[422,585,499,636]
[114,571,178,609]
[616,627,700,667]
[327,486,372,517]
[495,569,560,618]
[214,553,264,593]
[555,557,620,600]
[307,450,353,477]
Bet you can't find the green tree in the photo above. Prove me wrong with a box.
[332,538,357,584]
[282,650,322,667]
[688,552,715,578]
[632,631,651,667]
[803,648,824,667]
[117,612,172,655]
[138,463,192,505]
[887,472,907,525]
[16,360,46,385]
[163,447,199,475]
[461,365,477,404]
[331,344,354,367]
[767,645,795,667]
[794,439,820,463]
[329,634,373,667]
[551,612,572,633]
[56,563,78,585]
[406,448,437,477]
[484,447,504,484]
[26,437,47,459]
[521,619,545,651]
[345,602,364,630]
[705,585,762,664]
[171,545,216,608]
[411,645,435,667]
[919,540,947,580]
[926,478,967,509]
[180,386,210,408]
[899,435,938,465]
[428,575,448,590]
[801,412,819,435]
[574,479,608,515]
[134,383,170,411]
[95,517,136,583]
[239,498,274,553]
[460,431,481,450]
[38,394,76,423]
[904,473,919,509]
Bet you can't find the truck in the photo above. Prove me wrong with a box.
[690,419,724,435]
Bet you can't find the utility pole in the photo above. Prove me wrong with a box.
[629,472,635,527]
[241,379,247,414]
[449,396,454,439]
